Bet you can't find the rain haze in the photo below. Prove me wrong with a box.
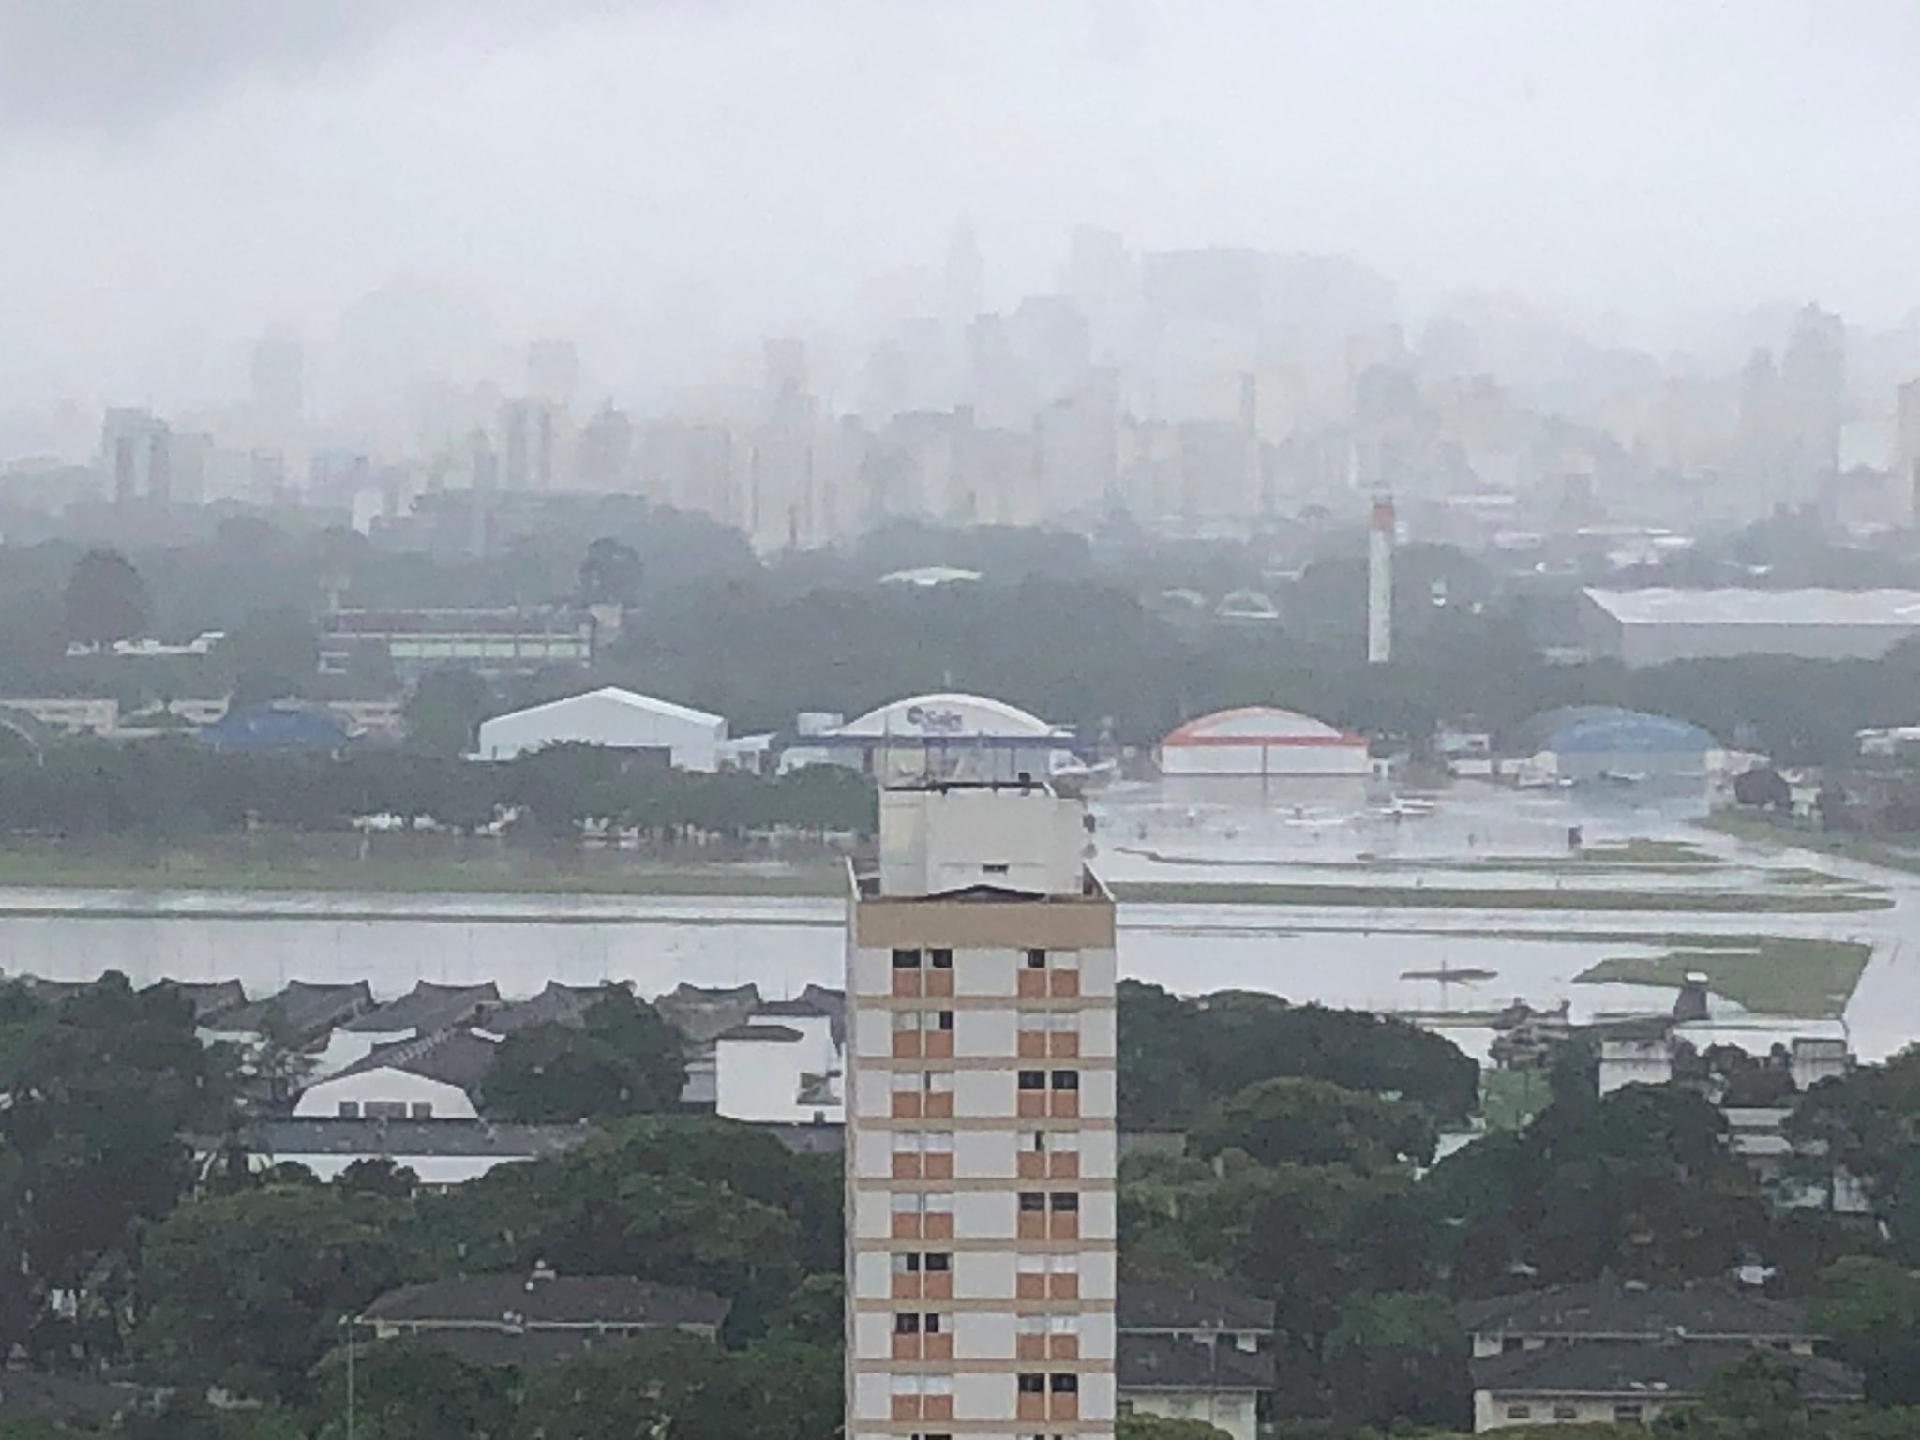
[2,1,1919,413]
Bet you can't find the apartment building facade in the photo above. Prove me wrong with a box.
[846,784,1118,1440]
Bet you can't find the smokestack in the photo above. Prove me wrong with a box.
[1368,495,1394,665]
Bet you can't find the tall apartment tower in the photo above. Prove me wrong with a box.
[846,783,1118,1440]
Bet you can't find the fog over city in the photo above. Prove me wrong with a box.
[4,0,1920,422]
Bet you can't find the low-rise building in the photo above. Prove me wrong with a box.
[358,1268,729,1365]
[199,980,374,1053]
[1116,1274,1276,1440]
[321,606,593,679]
[199,1118,591,1186]
[293,1027,499,1120]
[1462,1279,1862,1432]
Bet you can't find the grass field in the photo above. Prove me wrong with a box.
[0,835,848,897]
[1573,935,1872,1018]
[1698,812,1920,876]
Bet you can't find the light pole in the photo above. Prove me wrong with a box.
[338,1314,356,1440]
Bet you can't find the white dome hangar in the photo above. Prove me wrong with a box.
[1159,705,1370,778]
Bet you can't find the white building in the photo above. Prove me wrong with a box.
[845,782,1119,1440]
[713,993,845,1125]
[293,1029,499,1121]
[1159,706,1371,809]
[1581,588,1920,666]
[475,686,726,771]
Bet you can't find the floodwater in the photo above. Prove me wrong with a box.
[3,779,1915,1063]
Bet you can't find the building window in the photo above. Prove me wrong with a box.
[1050,1070,1079,1090]
[1026,949,1048,968]
[410,1102,433,1118]
[1050,1374,1078,1394]
[1553,1406,1579,1421]
[925,1252,950,1272]
[894,949,923,969]
[1018,1374,1046,1394]
[337,1101,360,1118]
[929,949,953,969]
[365,1101,407,1119]
[1614,1404,1644,1424]
[1049,1192,1079,1212]
[1019,1070,1046,1090]
[1506,1405,1532,1421]
[1019,1192,1046,1212]
[895,1313,921,1334]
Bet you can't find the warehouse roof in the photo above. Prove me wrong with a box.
[362,1273,728,1330]
[1162,705,1364,747]
[484,686,723,730]
[837,692,1064,739]
[1586,588,1920,627]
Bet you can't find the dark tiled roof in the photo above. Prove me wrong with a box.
[209,1118,592,1160]
[1117,1333,1276,1393]
[362,1275,729,1330]
[330,1028,501,1091]
[654,983,762,1043]
[1459,1279,1812,1342]
[207,981,374,1038]
[716,1024,803,1043]
[145,978,248,1020]
[1472,1342,1862,1402]
[343,983,501,1034]
[472,982,613,1038]
[378,1329,608,1368]
[1120,1275,1276,1334]
[754,997,829,1017]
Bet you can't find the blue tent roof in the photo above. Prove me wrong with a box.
[1522,705,1717,756]
[201,704,350,752]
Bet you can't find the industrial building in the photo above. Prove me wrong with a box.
[320,606,594,679]
[1581,588,1920,666]
[1159,706,1371,779]
[781,691,1078,785]
[474,686,726,770]
[844,782,1119,1440]
[1510,706,1722,786]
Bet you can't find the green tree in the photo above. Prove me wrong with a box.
[134,1186,416,1401]
[577,536,643,607]
[308,1338,513,1440]
[1812,1256,1920,1406]
[336,1158,420,1199]
[1191,1075,1438,1171]
[482,991,687,1123]
[0,974,229,1365]
[1323,1289,1470,1431]
[404,669,495,756]
[63,548,151,647]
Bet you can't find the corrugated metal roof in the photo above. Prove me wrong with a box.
[1587,588,1920,627]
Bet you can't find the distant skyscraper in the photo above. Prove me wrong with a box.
[100,408,169,505]
[526,339,580,405]
[250,334,305,434]
[1780,304,1845,505]
[1898,379,1920,526]
[944,220,985,329]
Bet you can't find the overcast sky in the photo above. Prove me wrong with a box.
[2,0,1917,412]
